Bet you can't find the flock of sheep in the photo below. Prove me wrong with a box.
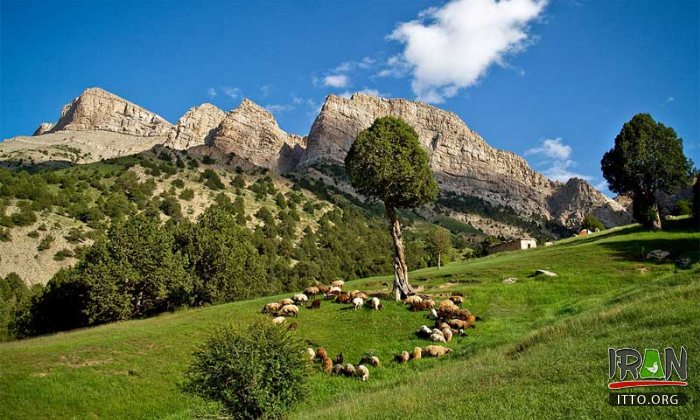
[260,280,478,382]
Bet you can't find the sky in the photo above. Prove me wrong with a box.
[1,0,698,194]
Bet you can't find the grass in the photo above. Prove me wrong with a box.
[0,219,698,419]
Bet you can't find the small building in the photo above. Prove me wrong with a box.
[488,238,537,254]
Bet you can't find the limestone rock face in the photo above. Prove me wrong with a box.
[547,178,632,227]
[32,122,55,136]
[209,99,306,172]
[299,93,630,228]
[51,87,172,136]
[165,103,226,150]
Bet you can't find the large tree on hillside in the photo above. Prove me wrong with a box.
[345,116,439,300]
[601,113,693,230]
[427,226,452,269]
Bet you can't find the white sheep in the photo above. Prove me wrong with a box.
[272,316,286,325]
[262,302,282,314]
[331,280,345,288]
[279,298,294,306]
[369,297,381,310]
[430,333,447,343]
[404,295,423,305]
[352,297,364,310]
[279,304,299,317]
[304,347,315,361]
[417,325,432,338]
[355,364,370,381]
[292,293,308,304]
[328,286,342,294]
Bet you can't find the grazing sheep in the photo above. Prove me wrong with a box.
[467,314,477,323]
[430,333,447,343]
[272,316,286,325]
[279,298,294,306]
[322,357,333,373]
[317,285,330,294]
[404,295,423,305]
[441,327,453,342]
[331,364,344,375]
[428,308,439,320]
[279,304,299,317]
[287,322,298,331]
[439,300,458,312]
[262,302,282,314]
[423,345,452,358]
[308,299,322,309]
[437,322,450,330]
[369,356,380,367]
[336,293,352,304]
[395,351,410,363]
[335,353,344,365]
[409,301,428,312]
[343,364,356,377]
[369,292,391,300]
[355,365,370,381]
[331,280,345,288]
[412,347,422,360]
[292,293,308,304]
[352,297,364,310]
[424,300,436,309]
[449,295,464,305]
[349,290,362,298]
[316,347,328,361]
[305,347,315,361]
[328,286,342,295]
[452,292,464,297]
[359,354,380,367]
[417,325,432,338]
[303,286,320,296]
[369,297,381,310]
[448,319,470,329]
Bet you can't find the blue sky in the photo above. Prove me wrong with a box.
[1,0,698,193]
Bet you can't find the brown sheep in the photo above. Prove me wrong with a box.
[439,300,458,312]
[279,298,294,306]
[404,295,423,305]
[409,301,430,312]
[424,300,436,309]
[441,327,453,342]
[359,354,380,367]
[317,285,330,294]
[316,347,328,361]
[322,357,333,373]
[308,299,322,309]
[279,304,299,317]
[343,364,356,377]
[304,286,320,296]
[395,351,410,363]
[287,322,298,331]
[423,345,452,358]
[412,347,422,360]
[449,295,464,305]
[467,314,477,323]
[336,293,352,304]
[448,319,470,329]
[349,290,363,299]
[262,302,282,314]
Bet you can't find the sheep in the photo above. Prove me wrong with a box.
[404,295,423,305]
[359,354,380,367]
[349,290,362,298]
[467,314,477,323]
[416,325,432,338]
[336,293,352,304]
[424,300,436,309]
[303,286,320,296]
[335,353,344,365]
[292,293,308,304]
[272,316,286,325]
[369,297,381,310]
[287,322,298,331]
[412,347,422,360]
[317,285,330,294]
[331,280,345,288]
[439,300,458,312]
[262,302,282,314]
[322,357,333,373]
[409,301,428,312]
[343,364,356,377]
[355,292,369,300]
[331,364,344,375]
[355,364,370,381]
[304,347,315,361]
[428,308,439,320]
[430,333,447,343]
[328,286,342,295]
[352,297,364,310]
[368,356,381,367]
[441,327,453,342]
[395,351,410,363]
[308,299,322,309]
[316,347,328,361]
[279,298,294,306]
[448,319,470,329]
[449,295,464,305]
[279,304,299,317]
[423,345,452,358]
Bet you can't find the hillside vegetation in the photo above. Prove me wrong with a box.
[0,219,697,419]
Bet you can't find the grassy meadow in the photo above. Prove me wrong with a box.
[1,220,698,419]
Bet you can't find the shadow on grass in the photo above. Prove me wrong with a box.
[597,237,700,265]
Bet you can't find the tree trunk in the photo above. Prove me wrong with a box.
[437,252,441,269]
[650,203,662,231]
[385,204,413,300]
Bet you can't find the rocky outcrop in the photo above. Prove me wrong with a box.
[548,178,632,227]
[165,103,226,150]
[32,122,55,136]
[298,93,631,229]
[209,99,306,172]
[50,87,172,136]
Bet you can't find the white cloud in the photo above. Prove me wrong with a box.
[221,86,241,99]
[264,104,294,114]
[525,137,571,160]
[388,0,547,103]
[525,137,590,182]
[323,74,350,88]
[206,87,217,98]
[260,85,272,98]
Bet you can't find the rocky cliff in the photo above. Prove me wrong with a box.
[208,99,306,173]
[49,87,172,136]
[165,103,226,150]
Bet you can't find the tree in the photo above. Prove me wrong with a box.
[601,113,693,230]
[581,214,605,232]
[426,226,451,269]
[694,174,700,229]
[345,116,438,299]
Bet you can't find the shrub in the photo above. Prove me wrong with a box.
[184,320,309,419]
[581,214,605,231]
[53,248,74,261]
[675,199,692,216]
[171,178,185,189]
[179,188,195,201]
[201,169,225,190]
[38,235,55,251]
[202,155,216,165]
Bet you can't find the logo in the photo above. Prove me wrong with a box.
[608,347,688,389]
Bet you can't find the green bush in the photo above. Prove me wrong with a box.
[185,320,309,419]
[37,235,55,251]
[675,199,692,216]
[201,169,225,190]
[53,248,74,261]
[581,214,605,231]
[179,188,195,201]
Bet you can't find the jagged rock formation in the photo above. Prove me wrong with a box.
[208,99,306,172]
[32,122,55,136]
[298,93,630,229]
[50,87,172,136]
[165,103,226,150]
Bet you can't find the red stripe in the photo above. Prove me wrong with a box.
[608,380,688,389]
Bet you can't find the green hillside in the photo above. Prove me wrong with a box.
[0,219,698,419]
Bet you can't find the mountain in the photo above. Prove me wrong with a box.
[165,103,226,150]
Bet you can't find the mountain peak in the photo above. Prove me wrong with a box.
[164,103,226,150]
